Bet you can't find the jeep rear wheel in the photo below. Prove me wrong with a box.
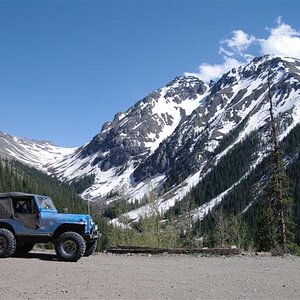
[84,240,97,257]
[0,228,16,258]
[55,231,86,262]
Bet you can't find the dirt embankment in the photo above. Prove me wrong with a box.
[0,251,300,299]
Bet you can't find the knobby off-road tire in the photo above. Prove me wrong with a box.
[0,228,16,258]
[13,242,34,257]
[84,240,97,257]
[55,231,86,262]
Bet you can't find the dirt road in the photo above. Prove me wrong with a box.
[0,251,300,299]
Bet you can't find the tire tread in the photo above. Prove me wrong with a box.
[0,228,16,258]
[55,231,86,262]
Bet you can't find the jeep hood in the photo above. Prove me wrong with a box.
[55,213,91,224]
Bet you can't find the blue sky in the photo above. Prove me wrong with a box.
[0,0,300,147]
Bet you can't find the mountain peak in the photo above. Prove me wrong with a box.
[166,75,204,87]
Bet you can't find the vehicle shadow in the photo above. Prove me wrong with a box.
[13,251,61,262]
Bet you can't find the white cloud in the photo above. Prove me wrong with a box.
[219,47,234,57]
[221,30,256,56]
[189,18,300,83]
[186,57,241,82]
[259,19,300,58]
[188,30,255,82]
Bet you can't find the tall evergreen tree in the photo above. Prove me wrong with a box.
[256,74,295,253]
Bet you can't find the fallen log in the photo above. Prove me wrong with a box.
[106,246,240,255]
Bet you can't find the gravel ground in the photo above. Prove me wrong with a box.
[0,251,300,299]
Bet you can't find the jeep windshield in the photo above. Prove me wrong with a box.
[36,196,56,210]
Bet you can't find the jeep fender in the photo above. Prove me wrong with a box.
[53,224,86,238]
[0,222,15,235]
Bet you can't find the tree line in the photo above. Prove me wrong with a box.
[0,158,87,214]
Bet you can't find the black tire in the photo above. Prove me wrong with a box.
[55,231,86,262]
[84,240,97,257]
[0,228,16,258]
[13,242,34,257]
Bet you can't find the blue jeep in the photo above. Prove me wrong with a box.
[0,192,98,261]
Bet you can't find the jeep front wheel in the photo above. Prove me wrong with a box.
[0,228,16,258]
[55,231,86,262]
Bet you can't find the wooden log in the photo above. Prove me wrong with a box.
[106,246,240,255]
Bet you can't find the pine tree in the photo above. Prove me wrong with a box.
[255,193,276,251]
[256,73,295,253]
[178,194,195,248]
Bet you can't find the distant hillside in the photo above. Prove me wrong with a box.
[0,158,87,214]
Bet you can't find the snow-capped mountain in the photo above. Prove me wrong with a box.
[119,55,300,221]
[47,75,209,200]
[2,55,300,223]
[0,131,76,170]
[135,55,300,185]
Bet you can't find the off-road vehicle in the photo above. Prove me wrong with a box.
[0,192,98,261]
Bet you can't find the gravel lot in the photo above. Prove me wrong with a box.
[0,251,300,299]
